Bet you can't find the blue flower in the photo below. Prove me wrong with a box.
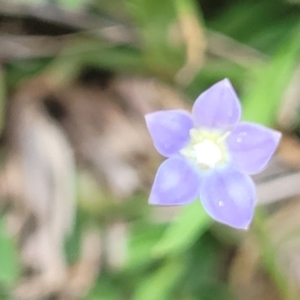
[145,79,281,229]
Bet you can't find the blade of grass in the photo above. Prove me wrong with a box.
[153,202,212,258]
[243,22,300,126]
[132,259,184,300]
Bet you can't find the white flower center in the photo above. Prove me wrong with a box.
[180,129,229,170]
[193,140,222,168]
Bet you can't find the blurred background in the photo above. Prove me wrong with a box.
[0,0,300,299]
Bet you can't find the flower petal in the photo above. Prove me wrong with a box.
[145,110,193,157]
[149,157,200,205]
[200,167,255,229]
[192,79,241,131]
[227,122,281,174]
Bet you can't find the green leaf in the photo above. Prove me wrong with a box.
[125,222,165,271]
[0,217,20,284]
[85,47,145,74]
[57,0,87,9]
[153,202,212,258]
[125,0,185,79]
[86,277,121,300]
[242,22,300,126]
[132,259,184,300]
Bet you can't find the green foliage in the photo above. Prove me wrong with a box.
[208,0,300,54]
[125,0,186,80]
[153,202,212,258]
[132,259,185,300]
[0,217,19,285]
[126,222,165,271]
[243,21,300,125]
[181,233,234,300]
[57,0,87,9]
[2,0,300,299]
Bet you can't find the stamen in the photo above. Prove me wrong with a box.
[193,140,222,168]
[181,129,229,169]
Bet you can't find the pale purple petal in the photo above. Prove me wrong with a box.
[200,167,255,229]
[145,110,193,157]
[192,79,241,131]
[149,157,200,205]
[227,122,282,174]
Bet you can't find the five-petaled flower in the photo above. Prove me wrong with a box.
[145,79,281,229]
